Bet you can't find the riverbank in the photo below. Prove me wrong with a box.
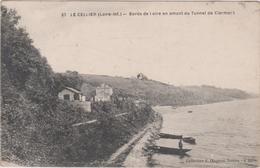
[105,112,163,167]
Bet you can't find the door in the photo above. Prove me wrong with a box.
[74,93,80,100]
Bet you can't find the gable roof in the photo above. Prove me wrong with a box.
[64,87,81,94]
[97,83,112,89]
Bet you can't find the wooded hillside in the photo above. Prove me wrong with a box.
[81,74,254,106]
[1,6,155,166]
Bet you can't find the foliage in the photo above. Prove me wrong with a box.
[1,6,56,107]
[63,100,155,166]
[54,71,83,94]
[1,6,155,166]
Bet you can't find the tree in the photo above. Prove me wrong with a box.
[137,73,148,80]
[1,6,56,103]
[54,71,83,93]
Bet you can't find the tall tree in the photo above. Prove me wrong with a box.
[1,6,55,104]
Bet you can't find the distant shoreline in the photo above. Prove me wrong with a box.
[153,97,259,109]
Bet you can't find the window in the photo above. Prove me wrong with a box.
[64,94,70,100]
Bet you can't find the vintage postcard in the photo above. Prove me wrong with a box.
[1,1,260,167]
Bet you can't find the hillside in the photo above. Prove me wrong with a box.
[81,74,254,106]
[1,6,156,166]
[1,6,91,165]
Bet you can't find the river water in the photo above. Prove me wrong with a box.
[152,99,260,168]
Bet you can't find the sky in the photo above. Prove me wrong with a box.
[4,1,260,94]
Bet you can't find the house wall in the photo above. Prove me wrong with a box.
[58,88,86,102]
[82,95,86,102]
[95,85,113,102]
[72,101,92,112]
[78,94,83,101]
[81,101,91,112]
[58,89,75,101]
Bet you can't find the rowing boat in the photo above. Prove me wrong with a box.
[149,145,191,155]
[159,133,183,139]
[183,137,196,144]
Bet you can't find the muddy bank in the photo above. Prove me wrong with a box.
[105,112,163,167]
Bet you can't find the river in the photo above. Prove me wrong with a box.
[152,99,260,168]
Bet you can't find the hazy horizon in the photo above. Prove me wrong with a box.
[4,1,260,94]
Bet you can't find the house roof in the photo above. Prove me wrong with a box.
[97,83,112,89]
[64,87,81,94]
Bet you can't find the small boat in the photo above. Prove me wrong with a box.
[159,133,182,139]
[149,145,191,155]
[183,137,196,144]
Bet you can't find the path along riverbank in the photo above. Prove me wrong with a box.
[105,112,163,167]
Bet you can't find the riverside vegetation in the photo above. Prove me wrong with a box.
[1,6,156,166]
[1,6,254,166]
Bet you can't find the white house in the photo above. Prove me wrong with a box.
[95,83,113,102]
[58,87,85,101]
[58,87,92,112]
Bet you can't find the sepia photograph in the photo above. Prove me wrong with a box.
[1,1,260,167]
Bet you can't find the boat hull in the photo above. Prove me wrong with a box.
[183,137,196,144]
[149,146,191,155]
[159,133,183,139]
